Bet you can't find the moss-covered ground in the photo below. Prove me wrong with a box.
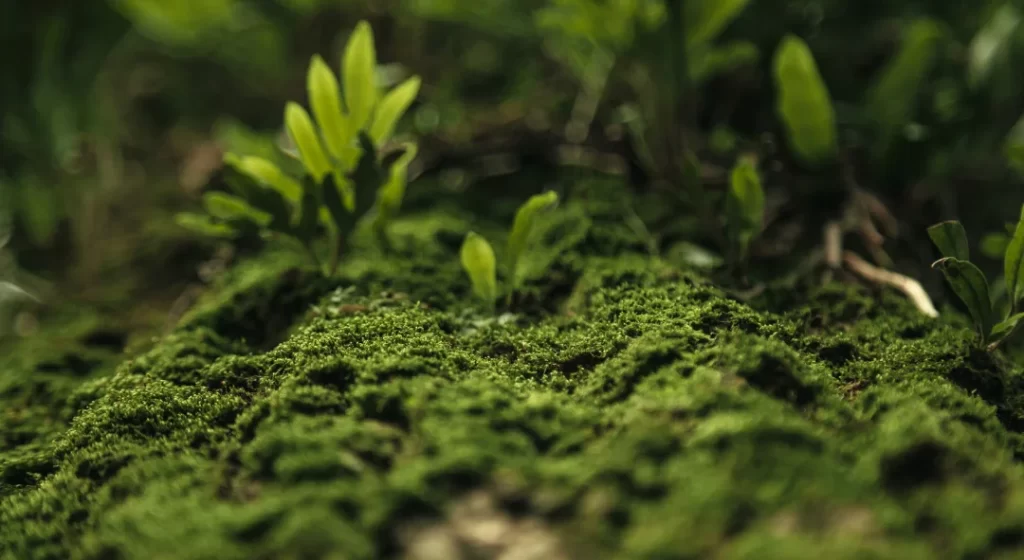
[3,178,1024,559]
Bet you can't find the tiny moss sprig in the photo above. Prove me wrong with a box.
[460,191,560,309]
[176,21,421,275]
[928,206,1024,350]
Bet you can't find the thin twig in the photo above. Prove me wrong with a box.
[842,251,938,318]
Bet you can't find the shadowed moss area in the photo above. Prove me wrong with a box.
[3,180,1024,559]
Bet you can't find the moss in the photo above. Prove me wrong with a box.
[4,179,1024,558]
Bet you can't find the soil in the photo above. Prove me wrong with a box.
[3,176,1024,559]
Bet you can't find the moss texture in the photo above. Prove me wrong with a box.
[3,178,1024,559]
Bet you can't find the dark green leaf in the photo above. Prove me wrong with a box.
[927,221,970,261]
[932,257,995,340]
[295,176,322,244]
[991,312,1024,340]
[175,212,237,238]
[320,173,352,237]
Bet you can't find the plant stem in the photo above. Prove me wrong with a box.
[328,235,344,276]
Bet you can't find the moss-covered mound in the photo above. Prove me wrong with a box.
[3,179,1024,559]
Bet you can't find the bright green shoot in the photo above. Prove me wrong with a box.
[460,192,560,308]
[928,206,1024,350]
[724,154,765,265]
[176,20,421,275]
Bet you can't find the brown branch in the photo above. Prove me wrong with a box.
[842,251,938,318]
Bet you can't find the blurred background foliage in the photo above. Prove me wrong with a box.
[3,0,1024,339]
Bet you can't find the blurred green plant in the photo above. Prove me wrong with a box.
[724,154,765,265]
[928,210,1024,350]
[176,21,421,275]
[461,191,560,308]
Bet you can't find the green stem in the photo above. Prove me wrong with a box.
[328,235,344,276]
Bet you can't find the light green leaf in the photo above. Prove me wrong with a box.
[932,257,995,341]
[225,153,302,203]
[968,4,1021,88]
[507,191,559,288]
[773,35,838,167]
[370,76,421,145]
[864,19,943,159]
[461,231,498,303]
[285,102,332,181]
[685,0,750,47]
[1004,204,1024,307]
[927,220,970,261]
[307,55,354,163]
[376,142,418,223]
[202,192,272,226]
[726,155,765,260]
[175,212,237,238]
[343,21,379,132]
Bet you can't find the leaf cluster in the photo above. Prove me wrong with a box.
[176,21,421,275]
[928,208,1024,350]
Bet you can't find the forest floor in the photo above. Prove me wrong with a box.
[3,176,1024,559]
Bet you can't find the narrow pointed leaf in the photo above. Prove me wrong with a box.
[864,19,943,160]
[685,0,750,47]
[285,102,332,181]
[175,212,238,238]
[203,192,272,226]
[927,220,970,261]
[343,21,378,132]
[968,4,1021,88]
[991,312,1024,340]
[370,76,421,145]
[461,231,498,303]
[507,191,559,288]
[377,142,418,221]
[773,35,838,166]
[932,257,995,340]
[308,55,354,161]
[225,153,302,203]
[1004,204,1024,307]
[0,281,37,304]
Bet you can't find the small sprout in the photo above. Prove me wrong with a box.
[507,191,560,291]
[460,191,561,309]
[461,232,498,304]
[928,205,1024,350]
[772,35,838,167]
[175,20,420,276]
[725,154,765,264]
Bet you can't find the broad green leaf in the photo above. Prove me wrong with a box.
[307,55,353,162]
[773,35,838,167]
[285,102,332,181]
[225,153,302,203]
[932,257,995,340]
[968,4,1021,88]
[175,212,237,238]
[726,155,765,260]
[461,231,498,303]
[927,220,970,261]
[370,76,421,145]
[203,192,272,226]
[991,312,1024,340]
[1004,204,1024,307]
[685,0,750,47]
[343,21,379,132]
[507,191,559,287]
[864,19,943,159]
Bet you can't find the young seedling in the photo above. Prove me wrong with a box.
[460,191,560,309]
[724,154,765,266]
[176,21,421,275]
[928,205,1024,350]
